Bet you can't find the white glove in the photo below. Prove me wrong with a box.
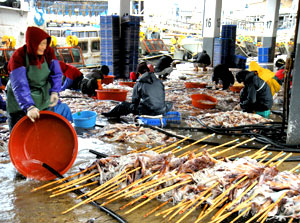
[27,106,40,122]
[49,92,59,107]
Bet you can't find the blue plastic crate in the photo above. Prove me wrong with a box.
[164,111,181,124]
[137,117,166,127]
[258,55,270,63]
[258,47,270,56]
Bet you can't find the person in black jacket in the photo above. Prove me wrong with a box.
[193,50,211,71]
[155,55,173,79]
[236,70,273,113]
[212,64,235,90]
[102,62,172,117]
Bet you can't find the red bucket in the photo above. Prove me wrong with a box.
[191,94,217,109]
[119,81,136,88]
[102,75,115,85]
[185,82,207,88]
[8,111,78,181]
[229,85,244,93]
[96,89,128,101]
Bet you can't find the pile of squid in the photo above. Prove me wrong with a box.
[34,136,300,223]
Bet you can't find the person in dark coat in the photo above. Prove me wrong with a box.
[212,64,235,90]
[236,70,273,113]
[102,62,172,117]
[59,61,83,91]
[80,65,109,96]
[193,50,211,71]
[155,55,173,79]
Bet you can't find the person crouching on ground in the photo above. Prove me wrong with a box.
[193,50,211,72]
[155,55,173,79]
[6,26,73,132]
[212,64,234,90]
[235,70,273,113]
[59,61,84,91]
[102,62,173,117]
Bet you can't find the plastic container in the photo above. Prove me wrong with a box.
[229,85,244,93]
[164,111,181,124]
[191,94,217,109]
[138,117,166,127]
[96,89,128,101]
[184,82,207,89]
[256,110,271,119]
[119,81,136,88]
[8,111,78,181]
[97,79,103,89]
[72,111,97,128]
[102,75,115,84]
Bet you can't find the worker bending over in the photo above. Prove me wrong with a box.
[59,61,83,91]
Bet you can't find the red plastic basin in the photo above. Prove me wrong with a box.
[191,94,218,109]
[185,82,207,88]
[9,111,78,181]
[102,75,115,85]
[119,81,136,88]
[229,85,244,93]
[96,89,128,101]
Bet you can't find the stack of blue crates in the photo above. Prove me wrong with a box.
[258,47,271,63]
[213,25,237,67]
[120,15,140,78]
[100,15,120,77]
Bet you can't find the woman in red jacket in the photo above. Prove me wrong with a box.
[7,26,72,131]
[59,61,83,91]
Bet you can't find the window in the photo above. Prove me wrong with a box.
[91,41,100,52]
[78,41,88,53]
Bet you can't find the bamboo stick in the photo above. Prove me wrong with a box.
[227,149,251,159]
[155,199,188,217]
[91,185,120,200]
[32,164,96,192]
[248,144,269,158]
[176,192,214,223]
[156,136,191,154]
[197,203,208,219]
[103,171,160,205]
[162,201,192,218]
[288,218,294,223]
[168,203,187,221]
[211,202,230,221]
[258,152,272,163]
[212,138,255,158]
[252,151,266,160]
[119,191,152,210]
[125,194,157,214]
[227,206,251,223]
[233,191,258,212]
[289,164,300,173]
[50,181,98,197]
[271,153,293,167]
[144,198,171,217]
[264,151,284,166]
[172,134,215,154]
[196,139,239,157]
[178,144,207,158]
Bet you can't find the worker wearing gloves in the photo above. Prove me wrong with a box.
[235,70,273,114]
[102,62,172,117]
[6,26,72,131]
[59,61,83,91]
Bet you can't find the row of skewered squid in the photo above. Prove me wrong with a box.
[33,136,299,223]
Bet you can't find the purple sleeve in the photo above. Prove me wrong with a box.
[61,77,74,91]
[49,59,63,93]
[10,66,35,110]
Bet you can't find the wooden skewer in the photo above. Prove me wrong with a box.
[227,149,251,159]
[125,194,157,214]
[288,218,294,223]
[91,185,120,201]
[120,191,152,210]
[271,153,293,167]
[155,199,188,216]
[77,167,140,199]
[289,164,300,173]
[197,203,208,219]
[168,203,188,220]
[147,179,192,197]
[264,151,284,166]
[47,172,97,192]
[144,198,171,217]
[211,202,231,221]
[32,164,96,192]
[156,136,191,154]
[258,152,272,163]
[163,200,192,218]
[177,149,197,158]
[128,146,148,154]
[172,134,215,154]
[248,144,269,158]
[196,138,239,157]
[52,173,100,194]
[233,191,258,212]
[227,206,251,223]
[252,151,266,159]
[212,138,255,158]
[176,192,214,223]
[244,200,274,223]
[102,171,160,205]
[50,181,98,197]
[210,211,233,223]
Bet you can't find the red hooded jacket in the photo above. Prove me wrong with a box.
[59,61,82,80]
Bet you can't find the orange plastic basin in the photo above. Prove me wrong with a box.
[102,75,115,85]
[185,82,207,88]
[119,81,136,88]
[96,89,128,101]
[229,85,244,93]
[191,94,218,109]
[9,111,78,181]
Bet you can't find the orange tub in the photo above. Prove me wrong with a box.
[119,81,136,88]
[191,94,217,109]
[102,75,115,85]
[185,82,207,88]
[229,85,244,93]
[96,89,128,102]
